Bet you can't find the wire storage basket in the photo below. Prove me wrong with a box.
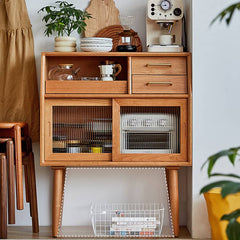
[91,203,164,237]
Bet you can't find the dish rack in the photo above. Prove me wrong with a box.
[91,203,164,237]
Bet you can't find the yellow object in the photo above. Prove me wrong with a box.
[204,188,240,240]
[91,147,102,153]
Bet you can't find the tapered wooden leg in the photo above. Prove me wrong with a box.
[166,167,179,237]
[27,152,39,233]
[0,154,7,239]
[52,168,65,238]
[6,140,15,224]
[25,164,30,203]
[14,125,24,210]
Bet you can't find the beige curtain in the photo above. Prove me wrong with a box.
[0,0,39,141]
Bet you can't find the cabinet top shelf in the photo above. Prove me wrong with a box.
[41,52,191,57]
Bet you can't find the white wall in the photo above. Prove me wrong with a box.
[192,0,240,238]
[16,0,240,238]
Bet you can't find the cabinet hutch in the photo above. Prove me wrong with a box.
[40,52,192,237]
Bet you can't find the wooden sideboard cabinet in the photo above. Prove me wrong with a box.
[40,52,192,237]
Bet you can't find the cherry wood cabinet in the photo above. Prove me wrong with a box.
[40,52,192,237]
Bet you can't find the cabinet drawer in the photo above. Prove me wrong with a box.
[132,57,187,75]
[132,75,187,94]
[45,80,127,94]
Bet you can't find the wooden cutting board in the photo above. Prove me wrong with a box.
[84,0,120,37]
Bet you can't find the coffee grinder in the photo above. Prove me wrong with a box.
[146,0,184,52]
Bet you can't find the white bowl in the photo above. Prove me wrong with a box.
[80,45,112,52]
[55,41,77,47]
[55,46,77,52]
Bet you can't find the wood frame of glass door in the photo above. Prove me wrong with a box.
[112,98,188,163]
[43,99,112,164]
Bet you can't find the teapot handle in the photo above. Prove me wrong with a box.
[114,64,122,77]
[48,66,57,80]
[74,67,80,75]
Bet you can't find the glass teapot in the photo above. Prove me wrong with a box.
[48,64,80,80]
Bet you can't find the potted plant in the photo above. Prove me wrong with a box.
[38,1,91,52]
[200,147,240,240]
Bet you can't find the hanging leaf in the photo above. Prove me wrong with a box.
[201,147,240,177]
[211,3,240,26]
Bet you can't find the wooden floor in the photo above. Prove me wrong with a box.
[6,226,210,239]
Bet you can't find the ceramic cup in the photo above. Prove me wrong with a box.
[159,35,173,45]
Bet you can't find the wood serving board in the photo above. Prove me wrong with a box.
[84,0,120,37]
[96,25,142,52]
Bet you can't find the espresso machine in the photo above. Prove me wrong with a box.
[146,0,184,52]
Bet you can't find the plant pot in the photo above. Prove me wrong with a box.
[204,188,240,240]
[55,36,77,52]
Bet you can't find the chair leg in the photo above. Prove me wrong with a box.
[6,140,15,224]
[0,154,7,239]
[14,125,24,210]
[24,164,30,203]
[27,152,39,233]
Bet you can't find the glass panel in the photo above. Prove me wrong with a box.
[52,106,112,153]
[120,107,180,154]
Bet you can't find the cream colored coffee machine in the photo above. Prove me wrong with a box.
[147,0,184,52]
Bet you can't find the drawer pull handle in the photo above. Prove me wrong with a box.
[145,63,172,67]
[146,82,173,86]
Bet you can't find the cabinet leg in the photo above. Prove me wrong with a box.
[166,167,179,237]
[52,168,65,238]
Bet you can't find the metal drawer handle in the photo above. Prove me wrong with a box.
[145,63,172,67]
[146,82,173,86]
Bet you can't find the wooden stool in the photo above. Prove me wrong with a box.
[0,153,7,239]
[22,137,39,233]
[0,138,15,224]
[0,123,39,233]
[0,123,28,210]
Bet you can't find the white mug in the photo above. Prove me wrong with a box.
[159,35,173,45]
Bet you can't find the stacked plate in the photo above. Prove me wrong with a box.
[80,37,113,52]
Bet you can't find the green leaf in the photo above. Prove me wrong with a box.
[200,180,231,194]
[225,219,240,240]
[221,182,240,198]
[201,147,240,177]
[210,173,240,180]
[211,3,240,26]
[221,209,240,222]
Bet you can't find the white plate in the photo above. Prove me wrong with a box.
[80,44,113,47]
[80,46,112,52]
[81,37,112,41]
[81,40,112,44]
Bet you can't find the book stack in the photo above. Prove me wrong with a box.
[109,217,160,236]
